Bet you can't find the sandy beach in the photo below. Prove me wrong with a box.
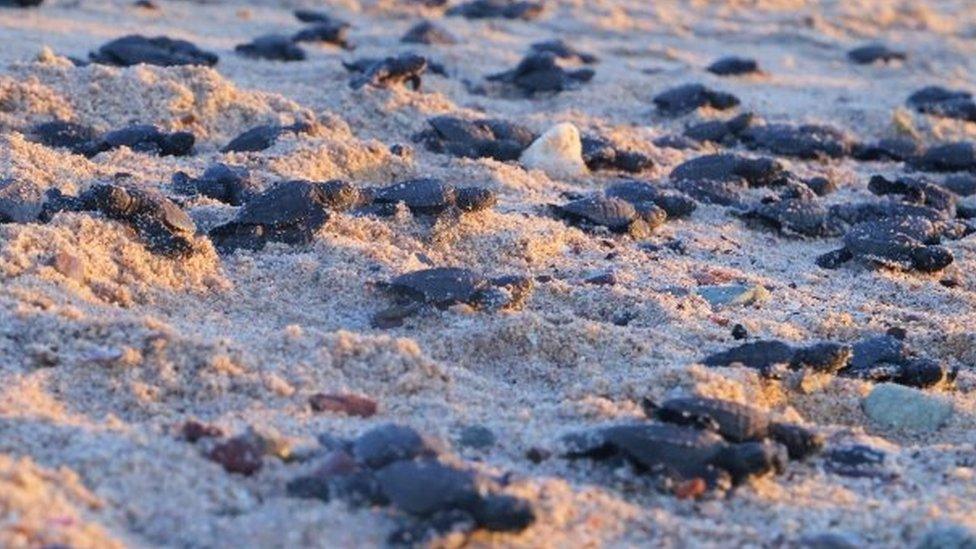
[2,0,976,547]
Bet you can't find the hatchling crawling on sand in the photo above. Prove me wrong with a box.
[359,178,497,217]
[816,216,955,272]
[41,184,196,256]
[551,195,667,237]
[373,267,532,328]
[562,422,788,494]
[209,179,364,252]
[645,396,824,460]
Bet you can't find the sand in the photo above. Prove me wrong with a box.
[1,0,976,547]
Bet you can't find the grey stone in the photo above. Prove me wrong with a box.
[916,524,976,549]
[696,284,770,309]
[863,383,953,432]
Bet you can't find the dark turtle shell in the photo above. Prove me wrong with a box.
[235,180,332,227]
[387,267,489,306]
[651,397,771,443]
[843,217,941,269]
[598,422,727,478]
[373,178,456,215]
[554,196,642,232]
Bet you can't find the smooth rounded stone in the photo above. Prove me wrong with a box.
[375,459,480,517]
[696,284,769,309]
[352,424,438,469]
[486,52,595,95]
[530,39,597,64]
[402,20,457,45]
[309,393,378,417]
[653,83,740,116]
[740,124,852,159]
[235,35,306,61]
[457,425,496,449]
[913,142,976,172]
[707,56,759,76]
[348,53,428,90]
[862,383,952,432]
[446,0,544,20]
[520,122,588,178]
[208,435,264,475]
[848,43,906,64]
[89,34,219,67]
[293,21,351,48]
[916,524,976,549]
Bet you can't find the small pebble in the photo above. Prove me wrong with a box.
[520,122,588,178]
[862,383,953,432]
[309,392,378,417]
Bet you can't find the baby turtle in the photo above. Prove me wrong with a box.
[604,180,697,219]
[563,422,787,491]
[222,122,311,153]
[171,163,256,206]
[736,197,839,238]
[373,267,532,328]
[581,136,653,173]
[852,137,920,162]
[703,339,852,377]
[841,334,949,388]
[529,39,597,64]
[486,52,595,96]
[868,175,957,216]
[911,142,976,173]
[848,43,906,64]
[684,112,755,145]
[30,120,97,151]
[740,124,852,159]
[209,179,363,253]
[446,0,544,20]
[294,9,340,23]
[362,178,496,216]
[671,153,785,187]
[288,424,534,543]
[706,56,759,76]
[402,21,457,45]
[88,35,219,67]
[645,396,824,460]
[552,195,667,237]
[43,184,196,256]
[293,21,351,48]
[235,35,306,62]
[75,124,194,158]
[817,216,954,272]
[347,54,428,90]
[414,116,536,161]
[907,86,976,123]
[653,84,739,117]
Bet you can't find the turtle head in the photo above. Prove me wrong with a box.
[715,440,788,484]
[911,245,953,272]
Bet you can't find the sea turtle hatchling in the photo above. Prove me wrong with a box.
[816,216,954,272]
[552,195,667,237]
[373,267,532,328]
[360,178,497,216]
[42,184,196,256]
[645,396,824,460]
[562,422,788,492]
[208,179,363,252]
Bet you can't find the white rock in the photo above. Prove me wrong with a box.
[519,122,587,179]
